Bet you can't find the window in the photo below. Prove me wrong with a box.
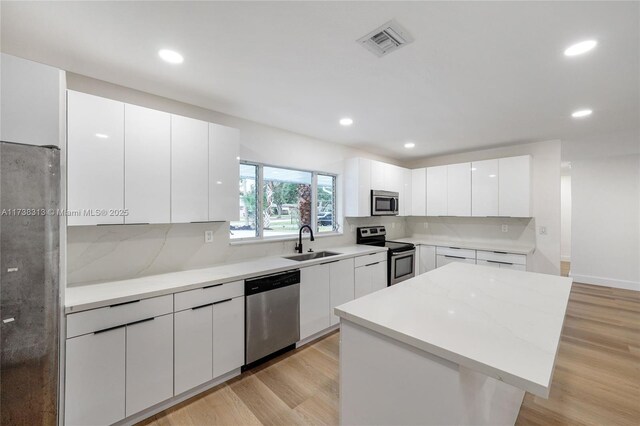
[317,174,336,232]
[230,164,258,239]
[230,162,338,240]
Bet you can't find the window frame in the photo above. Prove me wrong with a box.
[230,161,339,243]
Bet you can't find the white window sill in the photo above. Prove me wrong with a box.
[229,231,344,246]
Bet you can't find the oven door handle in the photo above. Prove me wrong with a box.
[391,249,416,257]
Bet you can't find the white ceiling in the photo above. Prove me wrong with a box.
[1,1,638,160]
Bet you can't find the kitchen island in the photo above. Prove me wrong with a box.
[334,263,572,426]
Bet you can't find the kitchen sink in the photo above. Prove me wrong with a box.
[283,251,341,262]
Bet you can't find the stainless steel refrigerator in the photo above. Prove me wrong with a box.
[0,141,60,425]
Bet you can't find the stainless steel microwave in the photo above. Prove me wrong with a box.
[371,190,399,216]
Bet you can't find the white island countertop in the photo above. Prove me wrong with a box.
[66,244,387,314]
[335,263,572,398]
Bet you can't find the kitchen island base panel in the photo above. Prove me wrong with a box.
[340,320,525,426]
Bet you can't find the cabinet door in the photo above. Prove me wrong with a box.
[371,261,388,293]
[126,314,174,416]
[499,156,532,217]
[209,123,240,221]
[174,306,213,395]
[329,258,355,325]
[67,91,124,225]
[447,162,471,216]
[300,264,331,339]
[65,327,125,426]
[411,168,427,216]
[213,297,244,378]
[370,160,386,190]
[399,168,412,216]
[418,245,436,274]
[171,115,209,223]
[124,104,171,223]
[386,164,402,193]
[354,265,371,299]
[344,158,371,217]
[426,166,447,216]
[471,159,499,216]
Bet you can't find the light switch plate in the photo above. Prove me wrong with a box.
[204,230,214,243]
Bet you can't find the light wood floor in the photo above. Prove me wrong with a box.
[140,263,640,426]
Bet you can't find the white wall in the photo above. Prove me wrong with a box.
[570,155,639,291]
[560,175,571,262]
[65,73,406,285]
[404,140,562,276]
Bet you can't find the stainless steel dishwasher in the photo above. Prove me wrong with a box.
[245,270,300,367]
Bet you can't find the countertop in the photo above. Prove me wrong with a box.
[394,236,536,255]
[65,244,387,314]
[334,263,572,398]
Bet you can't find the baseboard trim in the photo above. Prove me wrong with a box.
[296,323,339,348]
[570,273,640,291]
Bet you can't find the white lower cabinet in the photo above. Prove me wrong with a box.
[417,245,436,275]
[354,260,387,299]
[125,314,174,416]
[65,327,126,426]
[212,297,245,377]
[174,294,245,394]
[300,264,331,340]
[174,306,213,395]
[329,258,355,326]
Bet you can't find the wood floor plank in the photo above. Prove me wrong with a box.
[142,271,640,426]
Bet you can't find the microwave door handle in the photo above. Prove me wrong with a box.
[391,198,396,213]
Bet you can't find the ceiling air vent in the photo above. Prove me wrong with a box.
[357,19,414,57]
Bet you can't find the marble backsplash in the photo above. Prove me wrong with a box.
[66,216,407,285]
[405,216,536,246]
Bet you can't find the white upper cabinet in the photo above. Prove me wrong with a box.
[209,123,240,221]
[171,115,209,223]
[399,168,412,216]
[1,53,65,147]
[344,158,372,217]
[471,159,499,216]
[426,166,447,216]
[370,160,386,190]
[411,168,427,216]
[447,162,471,216]
[124,104,171,224]
[67,91,125,225]
[499,155,532,217]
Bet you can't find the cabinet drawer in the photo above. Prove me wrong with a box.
[436,246,476,259]
[354,252,387,268]
[67,295,173,338]
[174,280,243,312]
[436,255,476,268]
[477,250,526,265]
[498,263,526,271]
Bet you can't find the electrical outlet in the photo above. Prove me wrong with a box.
[204,230,214,243]
[392,222,396,229]
[501,224,508,233]
[350,224,355,233]
[539,226,547,235]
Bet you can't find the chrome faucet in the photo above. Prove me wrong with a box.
[295,225,315,253]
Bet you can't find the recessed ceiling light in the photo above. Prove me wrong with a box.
[158,49,184,64]
[404,142,415,149]
[564,40,597,57]
[471,167,477,171]
[489,174,497,178]
[95,133,109,139]
[571,109,593,118]
[339,117,353,126]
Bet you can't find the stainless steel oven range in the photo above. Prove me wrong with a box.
[356,226,416,286]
